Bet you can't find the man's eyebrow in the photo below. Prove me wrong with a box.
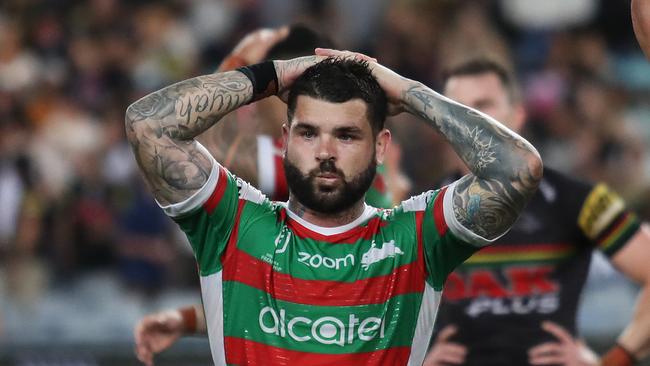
[293,122,318,130]
[334,126,363,134]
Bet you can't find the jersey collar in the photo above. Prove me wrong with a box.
[282,203,377,236]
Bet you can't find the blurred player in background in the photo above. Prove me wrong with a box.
[132,25,410,366]
[633,0,650,60]
[424,58,650,366]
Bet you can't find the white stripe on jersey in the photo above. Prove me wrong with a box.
[407,283,442,366]
[401,191,435,213]
[237,178,267,204]
[201,271,227,366]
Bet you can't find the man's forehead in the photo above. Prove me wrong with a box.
[292,96,371,130]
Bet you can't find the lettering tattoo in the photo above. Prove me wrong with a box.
[125,71,253,205]
[403,82,542,242]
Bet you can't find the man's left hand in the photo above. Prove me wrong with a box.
[528,321,599,365]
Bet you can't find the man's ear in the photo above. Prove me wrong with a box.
[281,123,290,157]
[375,129,391,165]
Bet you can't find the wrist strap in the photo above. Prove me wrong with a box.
[601,343,636,366]
[236,61,278,103]
[179,305,198,334]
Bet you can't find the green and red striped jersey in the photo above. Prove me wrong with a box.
[160,159,482,365]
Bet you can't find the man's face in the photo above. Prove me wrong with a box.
[283,96,386,214]
[444,72,524,132]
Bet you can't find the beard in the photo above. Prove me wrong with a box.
[283,154,377,214]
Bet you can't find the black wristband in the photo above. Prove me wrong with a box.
[236,61,278,103]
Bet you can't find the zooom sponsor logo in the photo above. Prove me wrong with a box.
[259,307,385,346]
[297,252,354,270]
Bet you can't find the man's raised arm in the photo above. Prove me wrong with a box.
[125,56,320,205]
[402,81,542,242]
[311,48,542,244]
[125,71,253,205]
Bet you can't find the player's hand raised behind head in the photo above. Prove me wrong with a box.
[315,48,414,116]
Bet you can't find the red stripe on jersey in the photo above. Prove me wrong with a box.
[283,209,387,244]
[433,187,449,236]
[225,336,411,366]
[221,200,247,266]
[415,211,427,277]
[222,248,425,306]
[203,166,229,214]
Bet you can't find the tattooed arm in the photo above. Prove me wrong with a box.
[195,27,290,185]
[403,82,542,242]
[125,56,322,205]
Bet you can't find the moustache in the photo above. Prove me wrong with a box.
[310,159,344,178]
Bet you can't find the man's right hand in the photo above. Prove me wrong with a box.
[423,325,468,366]
[134,309,186,366]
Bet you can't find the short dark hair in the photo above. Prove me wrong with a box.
[442,58,521,103]
[265,24,335,61]
[287,58,388,136]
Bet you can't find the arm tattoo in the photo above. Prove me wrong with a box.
[404,82,543,242]
[125,71,253,205]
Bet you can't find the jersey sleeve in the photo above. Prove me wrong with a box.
[577,183,641,257]
[156,151,241,276]
[396,181,482,291]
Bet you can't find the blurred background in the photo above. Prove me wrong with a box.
[1,0,649,365]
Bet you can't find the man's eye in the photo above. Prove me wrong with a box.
[339,134,353,141]
[302,131,316,139]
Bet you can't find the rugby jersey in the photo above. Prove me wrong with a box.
[160,156,486,365]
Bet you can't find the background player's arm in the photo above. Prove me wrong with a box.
[125,56,322,204]
[196,27,289,186]
[608,223,650,361]
[134,305,207,366]
[632,0,650,60]
[401,82,542,242]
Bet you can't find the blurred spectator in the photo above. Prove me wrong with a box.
[0,1,648,363]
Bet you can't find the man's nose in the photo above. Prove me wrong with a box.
[316,135,336,161]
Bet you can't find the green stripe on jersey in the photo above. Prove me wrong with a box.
[222,282,422,354]
[174,171,240,276]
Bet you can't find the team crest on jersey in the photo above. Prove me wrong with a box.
[274,228,291,254]
[361,240,404,270]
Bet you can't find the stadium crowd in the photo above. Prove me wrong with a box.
[1,0,649,363]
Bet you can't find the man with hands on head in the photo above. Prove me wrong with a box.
[133,25,410,366]
[423,58,650,366]
[125,44,541,365]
